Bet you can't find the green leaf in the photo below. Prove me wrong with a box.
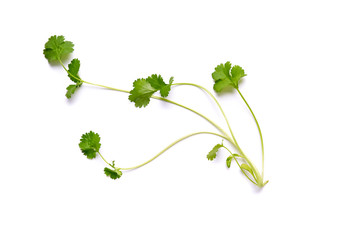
[213,78,233,92]
[43,35,74,62]
[212,61,246,92]
[64,59,82,99]
[226,153,241,168]
[147,74,166,90]
[230,65,246,83]
[79,131,101,159]
[66,84,76,99]
[226,156,232,168]
[128,78,157,108]
[159,76,174,97]
[240,163,252,172]
[129,75,173,108]
[65,82,81,99]
[240,164,257,182]
[104,167,122,180]
[68,58,81,83]
[206,143,223,161]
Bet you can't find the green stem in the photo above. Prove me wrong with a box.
[82,80,128,93]
[240,167,257,185]
[117,131,230,170]
[236,88,265,179]
[222,144,243,167]
[221,144,255,184]
[221,145,241,160]
[152,97,232,143]
[173,82,240,148]
[174,83,264,186]
[97,151,113,167]
[221,143,258,184]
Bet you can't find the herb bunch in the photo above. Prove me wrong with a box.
[43,35,268,187]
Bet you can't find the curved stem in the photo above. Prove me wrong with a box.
[222,144,244,170]
[240,167,257,185]
[151,96,232,143]
[236,88,264,178]
[228,153,256,184]
[173,83,240,148]
[98,151,112,167]
[82,80,129,93]
[118,131,231,170]
[222,144,255,183]
[222,145,242,160]
[174,83,264,186]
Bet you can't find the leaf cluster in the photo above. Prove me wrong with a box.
[66,59,83,98]
[129,74,174,108]
[104,167,122,180]
[79,131,101,159]
[207,143,241,169]
[212,61,246,92]
[43,35,74,62]
[43,36,82,99]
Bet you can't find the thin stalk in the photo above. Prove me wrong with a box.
[60,59,127,92]
[173,83,240,148]
[114,131,230,171]
[240,167,257,185]
[174,83,264,186]
[236,88,265,179]
[98,151,112,167]
[222,144,255,183]
[151,96,232,143]
[222,145,240,159]
[82,80,128,93]
[228,154,256,184]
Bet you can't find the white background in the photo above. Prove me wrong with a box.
[1,0,359,239]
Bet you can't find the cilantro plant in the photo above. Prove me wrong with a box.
[43,35,268,187]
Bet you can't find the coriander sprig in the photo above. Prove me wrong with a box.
[44,35,268,187]
[211,61,265,180]
[78,131,122,180]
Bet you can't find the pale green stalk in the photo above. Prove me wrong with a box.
[97,151,112,167]
[98,131,230,170]
[119,131,229,170]
[236,88,265,179]
[173,83,240,149]
[173,83,265,186]
[221,143,257,185]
